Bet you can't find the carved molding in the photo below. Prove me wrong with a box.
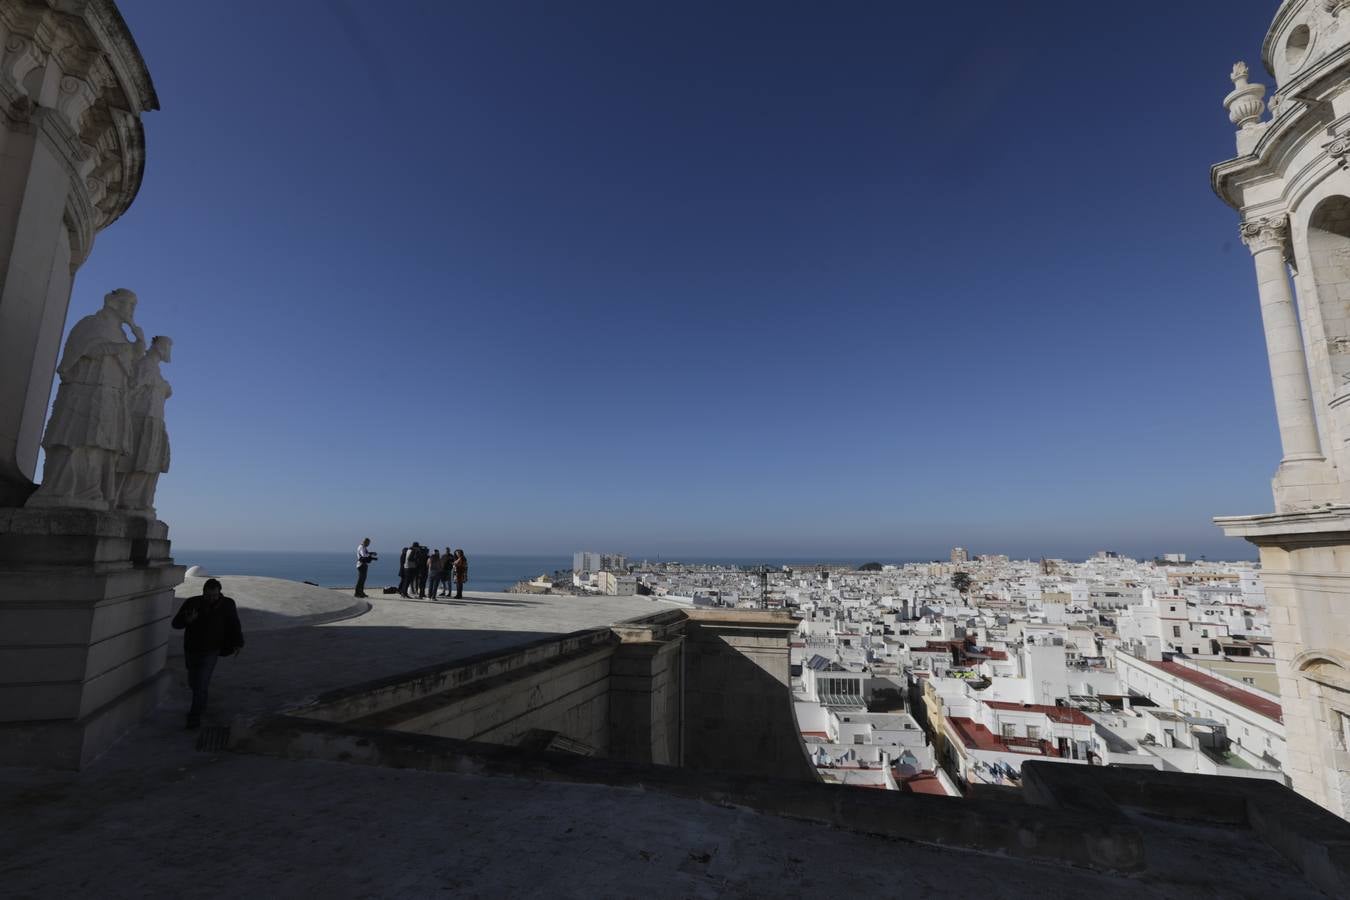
[1323,0,1350,19]
[0,0,157,232]
[1328,134,1350,170]
[1,32,42,93]
[1294,648,1350,692]
[1240,215,1291,255]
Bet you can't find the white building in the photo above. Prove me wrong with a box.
[1115,649,1286,776]
[572,551,602,574]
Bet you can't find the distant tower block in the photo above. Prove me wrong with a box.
[950,547,969,564]
[1212,1,1350,819]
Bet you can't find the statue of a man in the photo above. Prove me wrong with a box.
[117,336,173,517]
[116,337,172,520]
[27,289,142,511]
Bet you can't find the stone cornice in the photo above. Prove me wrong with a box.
[1210,50,1348,209]
[82,0,157,112]
[1215,505,1350,540]
[0,0,156,231]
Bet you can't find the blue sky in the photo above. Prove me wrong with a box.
[71,1,1282,559]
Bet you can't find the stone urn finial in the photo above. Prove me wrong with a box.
[1225,61,1267,129]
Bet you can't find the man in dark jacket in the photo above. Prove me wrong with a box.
[171,577,244,729]
[414,543,430,598]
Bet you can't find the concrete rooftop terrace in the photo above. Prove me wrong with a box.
[170,577,684,717]
[0,579,1340,897]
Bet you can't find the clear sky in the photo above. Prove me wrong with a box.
[71,0,1284,560]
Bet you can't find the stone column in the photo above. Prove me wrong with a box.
[1240,216,1330,507]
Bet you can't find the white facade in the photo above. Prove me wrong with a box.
[573,551,602,574]
[1115,650,1286,775]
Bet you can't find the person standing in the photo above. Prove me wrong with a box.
[398,543,417,598]
[452,549,468,599]
[355,538,375,598]
[426,548,444,600]
[171,578,244,729]
[415,543,431,599]
[439,547,454,598]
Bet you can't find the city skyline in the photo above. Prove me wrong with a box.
[175,542,1256,564]
[69,1,1280,556]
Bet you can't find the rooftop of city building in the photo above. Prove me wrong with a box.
[1145,658,1284,723]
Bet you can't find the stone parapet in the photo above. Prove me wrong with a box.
[1022,760,1350,896]
[228,715,1148,874]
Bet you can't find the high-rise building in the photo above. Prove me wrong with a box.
[950,547,969,564]
[1212,3,1350,819]
[572,551,603,574]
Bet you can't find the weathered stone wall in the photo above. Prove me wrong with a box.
[288,609,816,779]
[681,610,818,781]
[1253,539,1350,817]
[419,648,612,752]
[314,630,620,755]
[608,637,683,765]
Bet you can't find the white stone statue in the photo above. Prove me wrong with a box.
[117,335,172,517]
[26,288,142,511]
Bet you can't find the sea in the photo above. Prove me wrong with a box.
[173,550,894,592]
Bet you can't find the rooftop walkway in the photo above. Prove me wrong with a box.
[171,581,680,718]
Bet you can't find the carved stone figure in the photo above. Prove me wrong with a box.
[26,289,142,511]
[117,336,172,517]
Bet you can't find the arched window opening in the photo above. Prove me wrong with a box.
[1307,196,1350,394]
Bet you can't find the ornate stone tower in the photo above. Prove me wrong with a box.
[0,0,156,506]
[0,1,178,769]
[1213,0,1350,818]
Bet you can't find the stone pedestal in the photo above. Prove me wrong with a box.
[0,506,183,768]
[1217,508,1350,819]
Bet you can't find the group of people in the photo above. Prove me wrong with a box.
[397,543,468,600]
[354,538,467,600]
